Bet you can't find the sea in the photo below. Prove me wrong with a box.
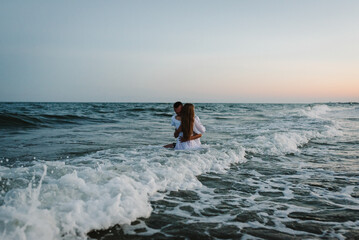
[0,102,358,240]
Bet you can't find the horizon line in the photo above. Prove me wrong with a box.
[1,101,358,105]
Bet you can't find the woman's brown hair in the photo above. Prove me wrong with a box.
[181,103,195,142]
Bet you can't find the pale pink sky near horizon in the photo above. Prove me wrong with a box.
[1,0,358,103]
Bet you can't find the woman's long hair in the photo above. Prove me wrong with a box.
[181,103,195,142]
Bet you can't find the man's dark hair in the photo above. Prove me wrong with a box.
[173,101,183,108]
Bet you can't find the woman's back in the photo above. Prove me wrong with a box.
[175,116,205,150]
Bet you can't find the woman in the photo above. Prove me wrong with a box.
[174,103,205,150]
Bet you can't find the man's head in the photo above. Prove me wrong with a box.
[173,101,183,116]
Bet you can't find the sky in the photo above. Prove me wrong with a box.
[0,0,358,103]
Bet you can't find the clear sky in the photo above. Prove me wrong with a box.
[1,0,358,103]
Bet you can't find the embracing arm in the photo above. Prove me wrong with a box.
[174,125,182,138]
[189,133,202,140]
[180,132,202,142]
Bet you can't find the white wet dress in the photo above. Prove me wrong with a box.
[174,115,206,150]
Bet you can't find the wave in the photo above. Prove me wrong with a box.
[0,113,44,128]
[246,126,342,156]
[0,144,246,240]
[154,113,173,117]
[300,104,331,119]
[346,117,359,122]
[125,106,171,113]
[40,114,100,124]
[0,112,109,129]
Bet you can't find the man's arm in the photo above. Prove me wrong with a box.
[171,115,176,127]
[174,125,182,138]
[194,116,206,134]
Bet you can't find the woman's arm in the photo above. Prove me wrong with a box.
[180,133,202,142]
[189,133,202,140]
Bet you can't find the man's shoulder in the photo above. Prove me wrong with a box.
[171,114,177,126]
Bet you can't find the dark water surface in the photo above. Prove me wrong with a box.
[1,102,358,239]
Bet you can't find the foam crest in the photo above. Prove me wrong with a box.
[249,124,342,156]
[249,131,311,155]
[246,106,343,156]
[301,104,331,119]
[0,145,246,239]
[0,165,60,240]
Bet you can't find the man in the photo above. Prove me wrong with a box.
[163,101,183,148]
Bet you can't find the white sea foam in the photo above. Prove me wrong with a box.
[248,130,313,155]
[0,145,246,240]
[246,116,342,156]
[301,104,331,119]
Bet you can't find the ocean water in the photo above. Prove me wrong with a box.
[0,102,358,240]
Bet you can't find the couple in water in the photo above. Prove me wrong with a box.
[164,101,206,150]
